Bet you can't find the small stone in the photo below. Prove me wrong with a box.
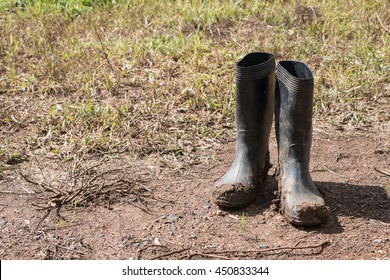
[153,237,161,246]
[203,203,211,210]
[259,243,269,249]
[273,243,281,248]
[69,243,77,251]
[167,214,178,222]
[33,235,41,241]
[372,239,382,244]
[205,244,218,249]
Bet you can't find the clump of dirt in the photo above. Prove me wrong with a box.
[1,123,389,259]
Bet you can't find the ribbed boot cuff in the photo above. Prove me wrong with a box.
[236,52,275,80]
[277,61,314,92]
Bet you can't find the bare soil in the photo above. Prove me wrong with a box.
[1,121,389,260]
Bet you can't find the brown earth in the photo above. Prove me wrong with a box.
[0,120,389,260]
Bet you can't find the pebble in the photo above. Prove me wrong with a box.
[205,244,218,249]
[153,237,161,246]
[32,235,41,241]
[203,203,211,210]
[372,239,382,244]
[165,213,178,223]
[259,244,269,249]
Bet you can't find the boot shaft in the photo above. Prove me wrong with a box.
[235,53,275,157]
[275,61,314,164]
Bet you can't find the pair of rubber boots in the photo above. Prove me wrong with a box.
[213,52,330,226]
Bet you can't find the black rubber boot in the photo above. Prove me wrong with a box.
[275,61,330,225]
[213,52,275,208]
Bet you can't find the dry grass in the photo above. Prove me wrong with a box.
[0,0,389,164]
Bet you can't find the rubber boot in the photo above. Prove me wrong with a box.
[275,61,330,225]
[213,52,275,208]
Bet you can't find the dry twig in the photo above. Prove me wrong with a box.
[150,241,329,260]
[93,26,116,73]
[150,247,191,260]
[31,209,52,235]
[375,13,390,33]
[324,165,350,180]
[188,252,235,260]
[201,241,330,256]
[374,168,390,177]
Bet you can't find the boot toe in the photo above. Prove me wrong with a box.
[213,183,256,208]
[282,199,330,226]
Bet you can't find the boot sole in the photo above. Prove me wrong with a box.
[214,197,254,209]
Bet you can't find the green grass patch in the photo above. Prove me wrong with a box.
[0,0,389,160]
[0,0,112,16]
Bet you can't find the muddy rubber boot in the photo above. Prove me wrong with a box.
[275,61,330,225]
[213,52,275,208]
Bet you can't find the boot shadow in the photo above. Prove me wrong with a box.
[311,181,390,234]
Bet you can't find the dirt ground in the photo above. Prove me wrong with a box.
[0,119,389,260]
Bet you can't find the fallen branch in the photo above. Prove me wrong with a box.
[31,209,52,235]
[149,241,329,260]
[19,172,64,195]
[202,241,330,255]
